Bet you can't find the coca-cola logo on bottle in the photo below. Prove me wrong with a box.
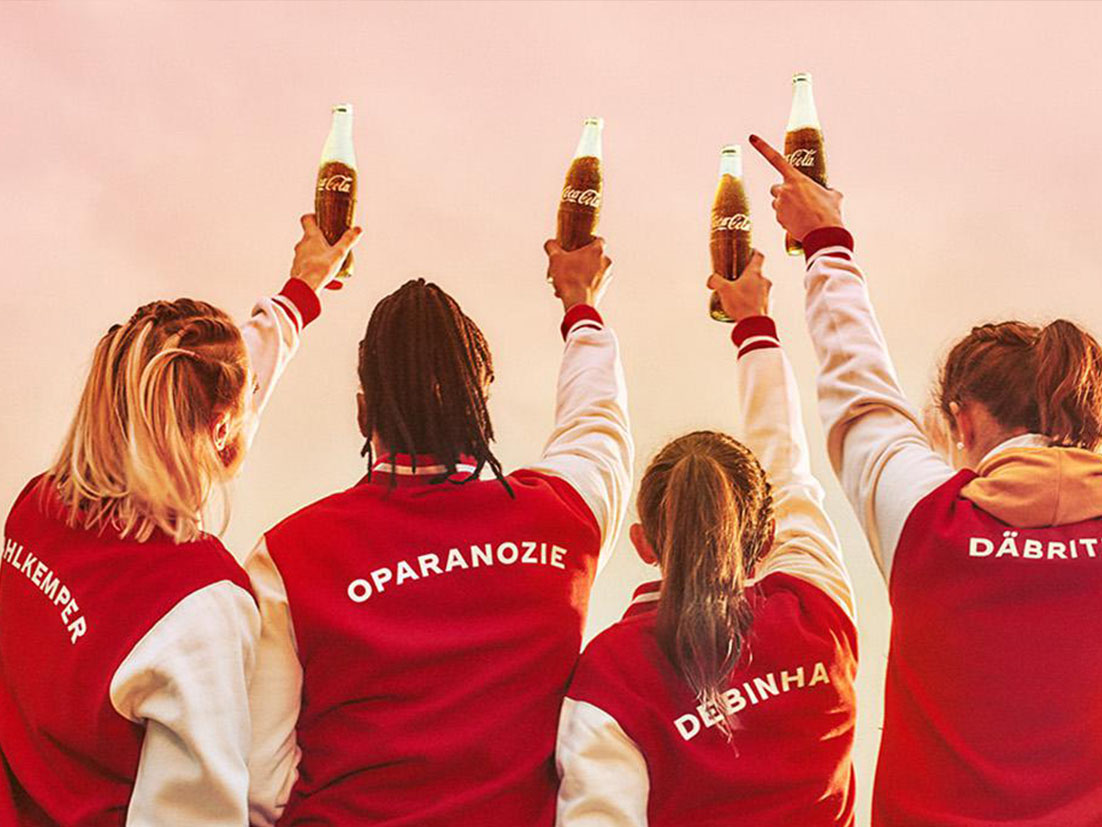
[561,186,602,208]
[711,214,752,232]
[318,175,354,194]
[785,149,817,168]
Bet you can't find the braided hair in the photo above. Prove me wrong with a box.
[358,279,512,495]
[939,319,1102,450]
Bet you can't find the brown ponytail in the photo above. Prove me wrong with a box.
[1034,320,1102,450]
[939,319,1102,451]
[637,431,774,736]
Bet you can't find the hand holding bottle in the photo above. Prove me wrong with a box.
[290,214,363,292]
[749,134,844,244]
[707,250,771,324]
[544,237,612,312]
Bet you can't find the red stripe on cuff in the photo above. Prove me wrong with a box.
[802,227,855,260]
[278,278,321,328]
[561,304,604,340]
[731,316,778,348]
[739,340,780,357]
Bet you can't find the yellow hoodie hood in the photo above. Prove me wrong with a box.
[961,444,1102,527]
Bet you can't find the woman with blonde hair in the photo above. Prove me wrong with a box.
[556,253,857,825]
[0,215,360,825]
[753,131,1102,823]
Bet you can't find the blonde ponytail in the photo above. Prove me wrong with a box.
[48,299,248,543]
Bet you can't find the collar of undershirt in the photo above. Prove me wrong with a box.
[624,580,662,618]
[359,453,480,487]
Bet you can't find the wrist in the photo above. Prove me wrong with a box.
[559,289,596,312]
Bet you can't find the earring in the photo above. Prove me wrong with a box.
[955,442,965,451]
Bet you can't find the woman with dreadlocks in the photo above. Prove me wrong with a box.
[555,252,857,825]
[0,215,361,825]
[752,131,1102,824]
[245,237,633,826]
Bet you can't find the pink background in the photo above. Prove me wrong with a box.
[3,2,1102,820]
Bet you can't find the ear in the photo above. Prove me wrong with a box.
[357,391,369,439]
[949,400,975,450]
[212,411,232,452]
[629,522,658,566]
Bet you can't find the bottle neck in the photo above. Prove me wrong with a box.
[322,111,357,166]
[718,150,742,178]
[574,122,603,160]
[786,81,820,132]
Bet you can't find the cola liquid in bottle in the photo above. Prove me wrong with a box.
[315,104,357,289]
[557,117,603,251]
[784,73,827,255]
[709,145,752,323]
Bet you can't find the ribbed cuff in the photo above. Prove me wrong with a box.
[561,304,603,340]
[731,316,780,358]
[803,227,854,262]
[276,278,321,330]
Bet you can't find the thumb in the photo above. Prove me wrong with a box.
[544,238,563,256]
[739,249,765,280]
[300,213,319,234]
[333,226,364,255]
[706,273,727,292]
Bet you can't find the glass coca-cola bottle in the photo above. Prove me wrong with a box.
[315,104,358,289]
[784,74,827,255]
[557,117,603,252]
[709,145,752,323]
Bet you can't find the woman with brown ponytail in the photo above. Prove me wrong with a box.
[556,253,857,826]
[752,132,1102,824]
[0,215,361,826]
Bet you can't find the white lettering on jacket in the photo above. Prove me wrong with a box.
[2,536,87,644]
[968,530,1100,561]
[346,540,570,603]
[673,660,832,741]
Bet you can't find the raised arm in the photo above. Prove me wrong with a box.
[525,238,633,570]
[749,134,953,579]
[239,215,362,449]
[709,254,853,619]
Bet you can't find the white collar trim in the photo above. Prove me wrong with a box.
[978,433,1052,467]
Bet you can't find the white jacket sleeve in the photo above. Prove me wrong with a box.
[238,278,322,449]
[244,537,303,827]
[525,305,634,570]
[801,229,955,580]
[110,581,260,827]
[731,317,854,621]
[556,698,649,827]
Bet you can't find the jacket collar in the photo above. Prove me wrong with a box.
[359,453,481,487]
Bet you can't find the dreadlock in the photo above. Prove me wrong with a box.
[358,278,513,496]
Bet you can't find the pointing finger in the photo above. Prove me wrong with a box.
[749,134,798,181]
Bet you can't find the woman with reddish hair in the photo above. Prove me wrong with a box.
[753,132,1102,824]
[0,216,360,825]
